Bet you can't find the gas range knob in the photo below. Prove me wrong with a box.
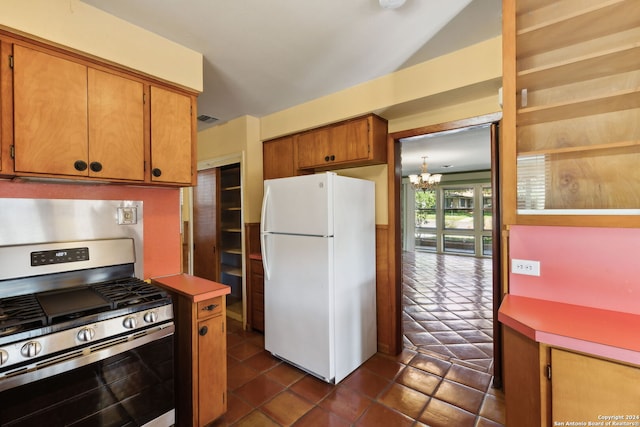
[0,349,8,365]
[123,316,137,329]
[77,327,96,342]
[21,341,42,358]
[143,311,158,323]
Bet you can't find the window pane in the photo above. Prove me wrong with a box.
[415,189,436,229]
[443,235,475,254]
[482,236,493,256]
[415,232,436,251]
[444,188,474,230]
[483,187,493,231]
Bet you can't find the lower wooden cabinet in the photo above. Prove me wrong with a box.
[503,326,640,426]
[503,326,550,427]
[551,348,640,423]
[174,294,227,426]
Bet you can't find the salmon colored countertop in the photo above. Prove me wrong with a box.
[152,274,230,302]
[499,295,640,366]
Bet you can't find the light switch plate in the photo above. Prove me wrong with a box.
[511,259,540,276]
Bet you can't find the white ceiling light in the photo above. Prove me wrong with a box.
[379,0,406,9]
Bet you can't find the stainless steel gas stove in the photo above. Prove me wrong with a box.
[0,238,174,426]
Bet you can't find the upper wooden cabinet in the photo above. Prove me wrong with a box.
[150,85,195,185]
[263,135,295,180]
[13,45,91,178]
[13,44,144,181]
[0,32,197,187]
[296,114,387,171]
[263,113,388,179]
[503,0,640,223]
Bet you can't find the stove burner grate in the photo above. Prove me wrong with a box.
[91,278,169,308]
[0,294,47,336]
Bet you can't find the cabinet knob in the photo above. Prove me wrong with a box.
[199,326,208,336]
[152,168,162,177]
[330,155,335,161]
[324,155,330,162]
[74,160,88,171]
[89,161,103,172]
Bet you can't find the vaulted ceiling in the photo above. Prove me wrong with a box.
[82,0,502,131]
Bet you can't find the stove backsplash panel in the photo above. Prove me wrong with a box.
[0,198,143,278]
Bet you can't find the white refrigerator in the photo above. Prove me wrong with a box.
[260,172,377,384]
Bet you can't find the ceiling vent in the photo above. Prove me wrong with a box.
[197,114,219,124]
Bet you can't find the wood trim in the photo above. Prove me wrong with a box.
[244,223,261,331]
[374,225,392,354]
[501,0,518,226]
[0,40,14,174]
[390,113,503,140]
[491,122,504,389]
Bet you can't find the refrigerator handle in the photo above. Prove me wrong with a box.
[260,185,271,280]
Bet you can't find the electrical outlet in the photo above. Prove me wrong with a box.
[117,207,137,225]
[511,259,540,277]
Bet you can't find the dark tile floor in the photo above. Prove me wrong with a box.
[214,251,504,427]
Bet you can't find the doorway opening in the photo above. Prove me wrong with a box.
[393,115,503,386]
[191,157,245,324]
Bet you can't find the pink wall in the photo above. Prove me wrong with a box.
[0,180,182,279]
[509,225,640,315]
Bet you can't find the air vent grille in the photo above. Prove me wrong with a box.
[197,114,219,124]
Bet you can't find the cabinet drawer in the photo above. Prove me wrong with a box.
[197,297,223,319]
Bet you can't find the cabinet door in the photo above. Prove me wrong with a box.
[331,117,370,164]
[88,68,144,180]
[263,136,295,179]
[551,349,640,422]
[150,86,193,184]
[13,45,88,176]
[296,127,331,169]
[198,314,226,425]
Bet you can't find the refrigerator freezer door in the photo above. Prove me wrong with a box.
[263,233,334,382]
[262,173,333,237]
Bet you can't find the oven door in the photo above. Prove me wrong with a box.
[0,328,174,426]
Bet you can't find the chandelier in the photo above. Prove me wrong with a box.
[409,156,442,191]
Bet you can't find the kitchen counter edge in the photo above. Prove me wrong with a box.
[499,294,640,366]
[151,274,230,302]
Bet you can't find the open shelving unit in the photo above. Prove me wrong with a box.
[218,163,243,310]
[510,0,640,215]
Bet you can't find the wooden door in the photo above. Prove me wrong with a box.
[193,168,219,282]
[88,68,144,181]
[13,45,88,176]
[198,314,226,425]
[150,85,193,184]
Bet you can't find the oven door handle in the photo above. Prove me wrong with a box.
[0,323,174,392]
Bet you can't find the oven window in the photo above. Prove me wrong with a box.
[0,336,173,426]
